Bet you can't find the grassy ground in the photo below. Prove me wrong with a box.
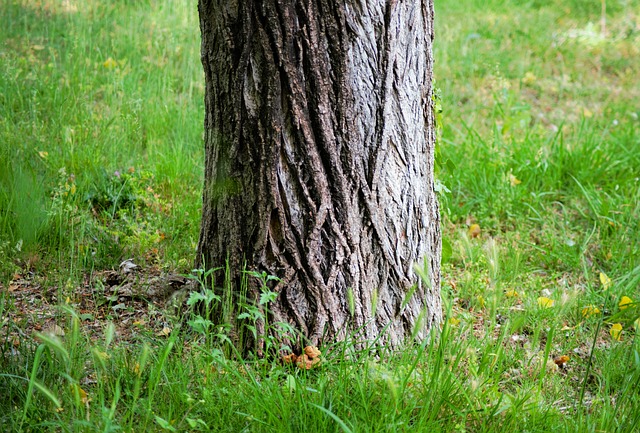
[1,0,639,431]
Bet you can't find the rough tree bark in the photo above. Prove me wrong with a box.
[197,0,441,349]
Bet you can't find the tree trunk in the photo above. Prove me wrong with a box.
[197,0,441,350]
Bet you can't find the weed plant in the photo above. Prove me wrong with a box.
[1,0,639,431]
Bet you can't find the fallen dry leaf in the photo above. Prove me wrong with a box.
[508,173,521,187]
[619,296,633,310]
[610,323,623,341]
[42,324,65,337]
[537,297,554,308]
[599,272,612,290]
[468,224,481,239]
[156,326,171,337]
[522,71,537,85]
[581,305,601,318]
[553,355,570,368]
[70,384,89,404]
[103,57,117,69]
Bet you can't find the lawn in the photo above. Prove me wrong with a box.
[1,0,639,431]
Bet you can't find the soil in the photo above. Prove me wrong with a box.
[1,262,194,351]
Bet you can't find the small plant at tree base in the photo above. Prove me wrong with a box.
[186,267,232,351]
[238,270,296,357]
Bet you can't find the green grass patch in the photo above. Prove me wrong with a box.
[0,0,203,280]
[1,0,639,431]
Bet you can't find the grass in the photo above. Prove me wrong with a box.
[1,0,639,431]
[0,0,203,280]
